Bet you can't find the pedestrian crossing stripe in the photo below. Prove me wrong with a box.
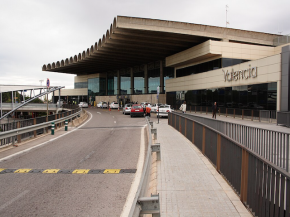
[0,168,136,175]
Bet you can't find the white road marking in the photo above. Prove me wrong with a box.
[0,190,29,211]
[79,151,95,163]
[120,127,145,217]
[114,121,116,124]
[97,112,101,114]
[0,111,93,163]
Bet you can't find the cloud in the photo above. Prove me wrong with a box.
[0,0,289,92]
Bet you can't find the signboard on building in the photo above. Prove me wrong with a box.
[223,65,257,82]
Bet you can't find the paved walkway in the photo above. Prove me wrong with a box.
[154,117,252,217]
[183,110,290,134]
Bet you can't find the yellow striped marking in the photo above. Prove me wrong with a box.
[0,168,6,173]
[72,169,90,174]
[14,169,32,173]
[43,169,60,174]
[103,169,121,174]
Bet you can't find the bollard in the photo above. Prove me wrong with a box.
[65,120,68,131]
[151,128,157,140]
[151,143,161,161]
[51,122,55,135]
[149,121,153,128]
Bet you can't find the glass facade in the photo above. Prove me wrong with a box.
[176,58,249,78]
[88,77,106,103]
[164,67,174,92]
[121,72,131,95]
[134,71,144,94]
[108,72,117,95]
[166,82,277,110]
[148,68,160,94]
[74,82,88,89]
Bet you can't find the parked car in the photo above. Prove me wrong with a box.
[102,102,108,108]
[156,105,172,117]
[151,103,162,113]
[57,99,64,107]
[123,103,133,115]
[79,102,88,108]
[130,104,145,117]
[110,102,119,109]
[97,101,104,108]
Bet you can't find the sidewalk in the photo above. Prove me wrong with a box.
[154,117,252,217]
[182,110,290,134]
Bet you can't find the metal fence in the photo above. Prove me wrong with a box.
[169,112,290,217]
[174,105,277,123]
[0,108,81,146]
[178,112,289,173]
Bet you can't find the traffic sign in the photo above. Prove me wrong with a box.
[46,78,50,88]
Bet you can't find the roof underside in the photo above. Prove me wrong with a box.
[43,16,279,75]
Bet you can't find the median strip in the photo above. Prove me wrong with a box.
[0,168,136,175]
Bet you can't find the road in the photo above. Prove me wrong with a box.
[0,108,146,216]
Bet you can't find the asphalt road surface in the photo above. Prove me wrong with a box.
[0,108,146,217]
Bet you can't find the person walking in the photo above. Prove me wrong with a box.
[212,102,218,119]
[180,101,187,113]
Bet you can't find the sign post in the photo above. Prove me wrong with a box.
[46,78,50,120]
[157,86,160,124]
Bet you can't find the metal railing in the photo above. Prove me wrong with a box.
[178,112,289,173]
[0,108,81,146]
[174,105,277,123]
[127,117,160,216]
[169,112,290,217]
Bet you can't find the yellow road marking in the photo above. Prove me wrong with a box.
[43,169,60,174]
[103,169,121,174]
[72,169,90,174]
[14,169,32,173]
[0,168,6,172]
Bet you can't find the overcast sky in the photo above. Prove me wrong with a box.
[1,0,289,89]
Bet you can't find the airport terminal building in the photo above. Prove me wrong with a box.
[43,16,290,111]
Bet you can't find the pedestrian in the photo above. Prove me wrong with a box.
[212,102,218,119]
[179,101,187,113]
[146,104,151,117]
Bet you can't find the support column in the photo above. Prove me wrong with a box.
[117,70,120,95]
[105,73,108,95]
[0,92,2,118]
[160,60,164,94]
[144,64,148,94]
[174,67,176,78]
[58,89,60,107]
[281,45,290,111]
[130,68,134,95]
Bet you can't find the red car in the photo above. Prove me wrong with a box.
[130,104,145,118]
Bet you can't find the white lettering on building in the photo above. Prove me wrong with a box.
[223,65,257,82]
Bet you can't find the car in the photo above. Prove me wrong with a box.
[109,102,119,109]
[130,104,145,117]
[79,102,88,108]
[97,101,108,108]
[97,101,104,108]
[123,103,133,115]
[156,105,172,117]
[151,103,162,113]
[57,99,64,107]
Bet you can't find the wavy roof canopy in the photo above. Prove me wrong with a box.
[43,16,279,75]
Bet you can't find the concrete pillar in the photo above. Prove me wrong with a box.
[277,80,281,111]
[117,70,120,95]
[174,68,177,78]
[144,64,148,94]
[130,68,134,95]
[105,73,108,95]
[160,60,164,94]
[58,89,60,107]
[281,45,290,111]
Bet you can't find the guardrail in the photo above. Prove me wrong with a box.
[126,117,160,217]
[174,105,277,123]
[178,112,290,173]
[169,112,290,217]
[0,109,82,146]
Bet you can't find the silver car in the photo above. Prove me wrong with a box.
[123,103,133,115]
